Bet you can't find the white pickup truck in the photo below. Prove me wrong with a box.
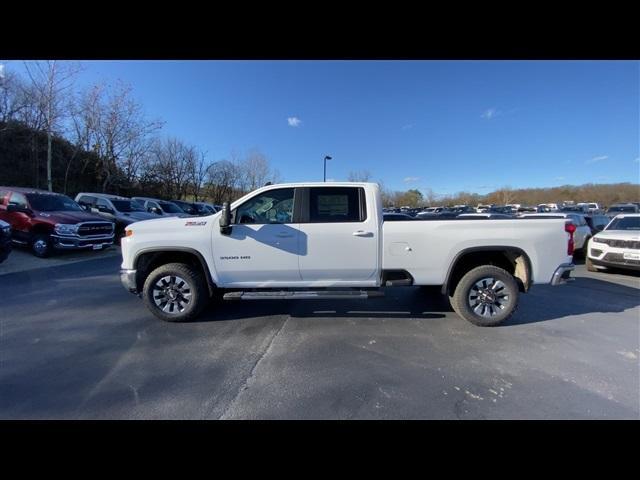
[120,182,575,326]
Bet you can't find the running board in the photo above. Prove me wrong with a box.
[223,290,385,301]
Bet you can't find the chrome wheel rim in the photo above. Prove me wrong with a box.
[468,277,510,318]
[33,239,48,255]
[153,275,192,314]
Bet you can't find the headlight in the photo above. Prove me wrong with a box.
[54,223,79,235]
[592,237,606,244]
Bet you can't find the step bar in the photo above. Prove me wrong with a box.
[223,289,385,301]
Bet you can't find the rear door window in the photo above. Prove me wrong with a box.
[308,187,365,223]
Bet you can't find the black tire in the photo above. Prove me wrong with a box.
[586,256,601,272]
[142,262,209,322]
[31,234,52,258]
[450,265,519,327]
[577,237,590,258]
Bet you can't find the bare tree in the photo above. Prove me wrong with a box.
[205,159,241,204]
[188,150,211,201]
[90,81,164,192]
[347,169,372,182]
[23,61,82,191]
[0,66,30,128]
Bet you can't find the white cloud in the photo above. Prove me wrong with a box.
[481,108,500,120]
[287,116,302,127]
[586,155,609,165]
[403,176,420,183]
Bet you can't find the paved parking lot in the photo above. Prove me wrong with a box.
[1,255,638,419]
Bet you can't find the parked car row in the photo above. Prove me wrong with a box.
[0,186,223,258]
[0,187,116,258]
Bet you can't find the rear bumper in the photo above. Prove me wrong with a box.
[550,263,575,286]
[120,268,138,294]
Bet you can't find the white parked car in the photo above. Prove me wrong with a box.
[586,214,640,272]
[520,212,592,256]
[120,182,575,327]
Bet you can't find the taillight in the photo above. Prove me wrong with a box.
[565,222,576,255]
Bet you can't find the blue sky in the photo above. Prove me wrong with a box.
[5,60,639,196]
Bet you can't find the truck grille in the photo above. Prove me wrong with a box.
[603,253,640,265]
[78,222,113,237]
[596,238,640,249]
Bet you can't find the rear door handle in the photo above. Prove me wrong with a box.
[352,230,373,237]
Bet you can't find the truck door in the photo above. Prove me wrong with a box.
[212,187,302,286]
[298,186,378,285]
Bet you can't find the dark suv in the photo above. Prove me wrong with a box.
[0,187,115,257]
[0,219,11,263]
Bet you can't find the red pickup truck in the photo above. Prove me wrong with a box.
[0,187,115,257]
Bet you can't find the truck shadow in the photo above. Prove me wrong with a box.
[196,277,640,326]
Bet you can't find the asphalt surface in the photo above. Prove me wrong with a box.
[1,255,638,419]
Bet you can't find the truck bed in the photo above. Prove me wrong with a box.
[382,218,572,285]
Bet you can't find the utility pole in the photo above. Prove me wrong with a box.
[323,155,332,182]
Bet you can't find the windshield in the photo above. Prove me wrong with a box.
[159,201,184,214]
[26,194,83,212]
[606,216,640,231]
[112,200,146,212]
[608,206,636,213]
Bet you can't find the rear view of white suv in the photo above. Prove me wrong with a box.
[587,214,640,272]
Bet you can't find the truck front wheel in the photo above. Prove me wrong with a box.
[31,234,52,258]
[450,265,519,327]
[142,262,209,322]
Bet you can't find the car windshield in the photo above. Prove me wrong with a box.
[606,217,640,231]
[112,200,146,212]
[159,201,184,213]
[608,206,636,213]
[26,194,83,212]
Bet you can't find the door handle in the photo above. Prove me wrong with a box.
[276,232,294,238]
[352,230,372,237]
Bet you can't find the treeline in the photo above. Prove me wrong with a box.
[380,183,640,208]
[0,61,280,203]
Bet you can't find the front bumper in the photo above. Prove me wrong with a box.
[550,263,575,286]
[120,269,138,294]
[588,245,640,271]
[51,234,114,250]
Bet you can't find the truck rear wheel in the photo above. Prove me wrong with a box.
[142,262,209,322]
[450,265,519,327]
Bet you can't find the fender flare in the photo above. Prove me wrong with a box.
[133,247,217,294]
[441,246,533,295]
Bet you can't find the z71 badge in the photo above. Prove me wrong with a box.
[185,221,207,226]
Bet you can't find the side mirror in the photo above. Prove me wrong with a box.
[220,202,232,235]
[149,207,161,215]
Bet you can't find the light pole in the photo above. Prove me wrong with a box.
[323,155,332,182]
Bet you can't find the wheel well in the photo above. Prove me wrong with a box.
[443,248,531,296]
[134,250,214,295]
[31,224,52,237]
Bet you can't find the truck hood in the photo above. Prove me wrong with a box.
[116,211,159,222]
[594,230,640,241]
[35,210,110,224]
